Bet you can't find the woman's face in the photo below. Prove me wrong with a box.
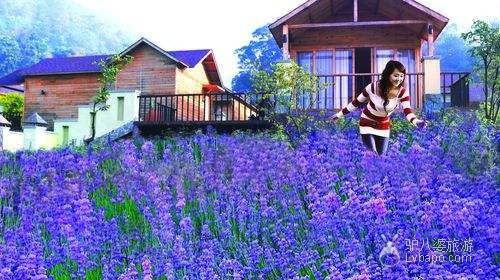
[389,69,405,88]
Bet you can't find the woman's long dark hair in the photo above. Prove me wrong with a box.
[378,60,406,112]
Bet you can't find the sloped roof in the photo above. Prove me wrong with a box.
[27,55,111,75]
[24,112,48,126]
[0,85,24,93]
[0,69,27,86]
[0,55,110,87]
[0,38,223,87]
[269,0,449,46]
[119,37,188,68]
[167,49,211,68]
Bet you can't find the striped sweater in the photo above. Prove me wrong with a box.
[335,82,418,138]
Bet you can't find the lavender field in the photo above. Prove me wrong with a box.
[0,109,498,280]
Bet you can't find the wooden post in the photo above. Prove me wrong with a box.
[353,0,358,22]
[427,23,434,57]
[283,24,290,60]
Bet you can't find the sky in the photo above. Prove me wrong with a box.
[73,0,499,89]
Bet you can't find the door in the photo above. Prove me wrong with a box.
[355,48,372,98]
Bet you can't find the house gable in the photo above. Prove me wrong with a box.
[114,42,178,94]
[119,37,187,68]
[269,0,448,46]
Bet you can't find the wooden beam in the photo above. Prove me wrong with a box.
[283,24,290,60]
[332,0,349,18]
[353,0,358,22]
[402,0,449,23]
[289,20,427,29]
[269,0,317,29]
[418,24,428,40]
[427,23,434,56]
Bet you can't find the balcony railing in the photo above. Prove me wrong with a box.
[138,93,269,124]
[307,73,424,109]
[137,73,428,125]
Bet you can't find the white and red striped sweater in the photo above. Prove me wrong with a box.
[334,82,419,138]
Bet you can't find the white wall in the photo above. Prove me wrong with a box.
[2,127,23,152]
[0,90,139,152]
[53,90,139,146]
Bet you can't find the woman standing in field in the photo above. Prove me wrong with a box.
[331,60,427,156]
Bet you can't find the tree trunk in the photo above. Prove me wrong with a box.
[84,111,97,145]
[483,56,490,119]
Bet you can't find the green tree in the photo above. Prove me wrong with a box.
[231,25,282,92]
[0,92,24,130]
[461,20,500,124]
[251,61,328,145]
[84,54,133,145]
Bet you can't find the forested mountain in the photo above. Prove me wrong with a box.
[0,0,135,77]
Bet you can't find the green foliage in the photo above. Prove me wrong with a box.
[251,61,330,146]
[85,54,133,144]
[0,92,23,120]
[190,141,202,164]
[93,54,134,112]
[48,259,77,280]
[391,114,418,139]
[461,20,500,124]
[85,266,103,280]
[475,101,500,127]
[90,183,154,272]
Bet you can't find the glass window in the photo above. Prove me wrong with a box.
[397,49,416,107]
[296,52,313,109]
[335,50,353,108]
[376,49,394,74]
[297,52,313,73]
[315,51,334,109]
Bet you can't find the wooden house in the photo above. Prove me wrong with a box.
[0,38,259,130]
[269,0,450,110]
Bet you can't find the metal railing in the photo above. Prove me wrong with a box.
[138,93,269,124]
[301,73,424,110]
[137,73,428,124]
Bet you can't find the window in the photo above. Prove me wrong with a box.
[297,52,313,72]
[376,49,395,74]
[397,49,417,107]
[62,126,69,146]
[335,50,353,108]
[375,48,417,107]
[376,49,415,73]
[117,97,124,121]
[316,51,334,109]
[296,50,354,109]
[297,52,313,109]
